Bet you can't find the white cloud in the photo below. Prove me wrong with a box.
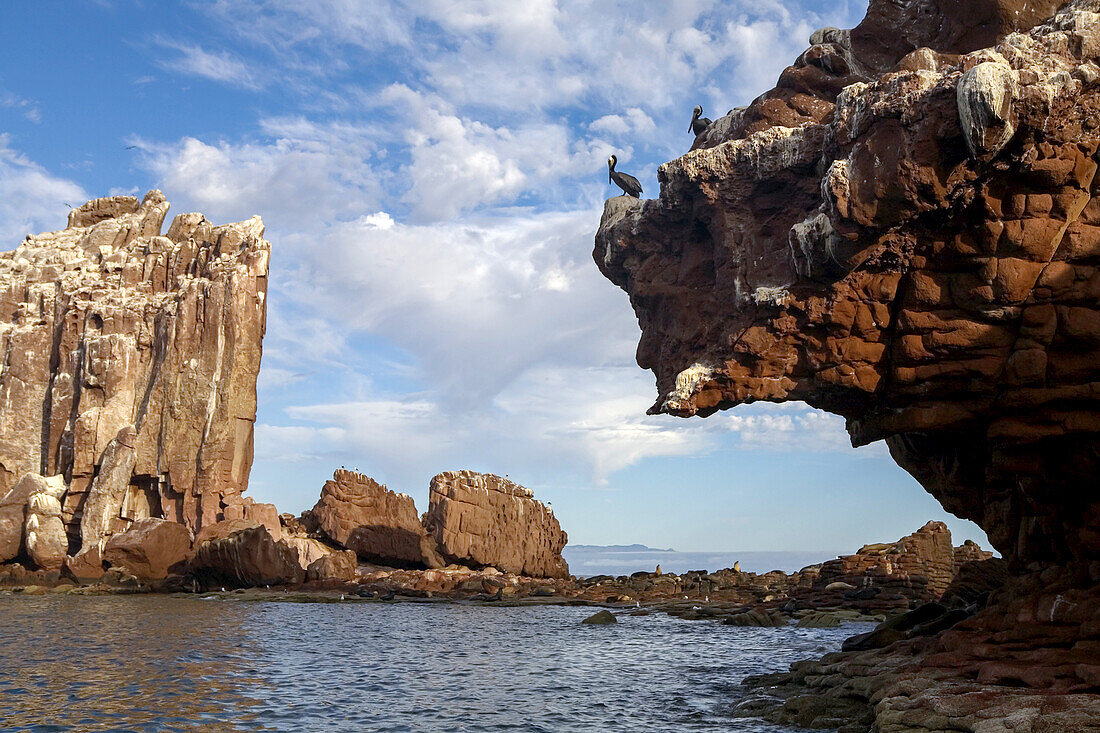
[132,118,385,231]
[155,37,264,89]
[274,205,638,406]
[1,91,41,123]
[0,135,87,245]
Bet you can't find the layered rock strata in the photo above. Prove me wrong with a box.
[309,469,443,568]
[594,0,1100,727]
[596,1,1100,570]
[423,471,569,578]
[0,192,268,569]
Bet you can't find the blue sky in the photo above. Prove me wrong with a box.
[0,0,991,555]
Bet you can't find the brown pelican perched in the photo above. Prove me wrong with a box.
[689,105,712,136]
[607,155,642,198]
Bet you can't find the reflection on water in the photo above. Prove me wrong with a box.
[0,595,863,732]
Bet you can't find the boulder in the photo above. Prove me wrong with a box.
[581,610,617,625]
[284,536,338,570]
[188,525,304,588]
[25,487,67,571]
[192,517,262,547]
[311,469,442,568]
[306,549,358,582]
[0,191,269,553]
[103,517,194,581]
[423,471,569,578]
[1,474,66,567]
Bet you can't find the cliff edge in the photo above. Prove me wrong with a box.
[0,191,269,567]
[596,0,1100,728]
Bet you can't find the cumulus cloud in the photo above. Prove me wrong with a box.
[276,205,638,406]
[0,135,87,244]
[131,0,877,493]
[131,118,385,231]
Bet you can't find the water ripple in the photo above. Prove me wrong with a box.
[0,595,866,732]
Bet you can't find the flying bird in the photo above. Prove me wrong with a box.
[689,105,712,136]
[607,155,642,198]
[125,145,137,150]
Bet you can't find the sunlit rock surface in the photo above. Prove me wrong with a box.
[0,192,268,565]
[309,469,444,569]
[424,471,569,579]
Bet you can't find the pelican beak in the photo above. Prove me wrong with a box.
[688,121,694,133]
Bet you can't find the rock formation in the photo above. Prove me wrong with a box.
[596,1,1100,571]
[594,0,1100,727]
[0,192,268,570]
[188,524,303,588]
[102,517,193,581]
[23,475,67,571]
[309,469,443,568]
[305,549,358,582]
[791,521,1000,613]
[817,521,957,599]
[423,471,569,578]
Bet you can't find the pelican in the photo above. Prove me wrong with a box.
[608,155,642,198]
[689,105,712,136]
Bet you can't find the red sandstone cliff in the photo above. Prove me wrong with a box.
[0,192,269,570]
[595,0,1100,728]
[596,0,1100,572]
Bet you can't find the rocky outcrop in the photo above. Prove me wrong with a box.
[0,474,66,565]
[0,191,268,567]
[791,522,1001,613]
[596,0,1100,573]
[817,521,956,599]
[103,517,193,581]
[306,549,357,582]
[310,469,443,568]
[423,471,568,579]
[594,0,1100,727]
[188,524,303,588]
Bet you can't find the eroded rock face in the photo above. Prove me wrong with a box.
[595,0,1100,570]
[817,521,957,600]
[0,192,268,559]
[596,0,1100,727]
[311,469,443,568]
[103,517,193,581]
[188,525,303,588]
[423,471,569,579]
[305,549,358,582]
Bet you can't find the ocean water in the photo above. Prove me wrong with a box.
[561,546,845,577]
[0,595,866,732]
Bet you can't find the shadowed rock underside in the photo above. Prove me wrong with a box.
[596,0,1100,729]
[596,0,1100,571]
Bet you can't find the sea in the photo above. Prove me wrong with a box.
[0,594,870,732]
[561,545,844,577]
